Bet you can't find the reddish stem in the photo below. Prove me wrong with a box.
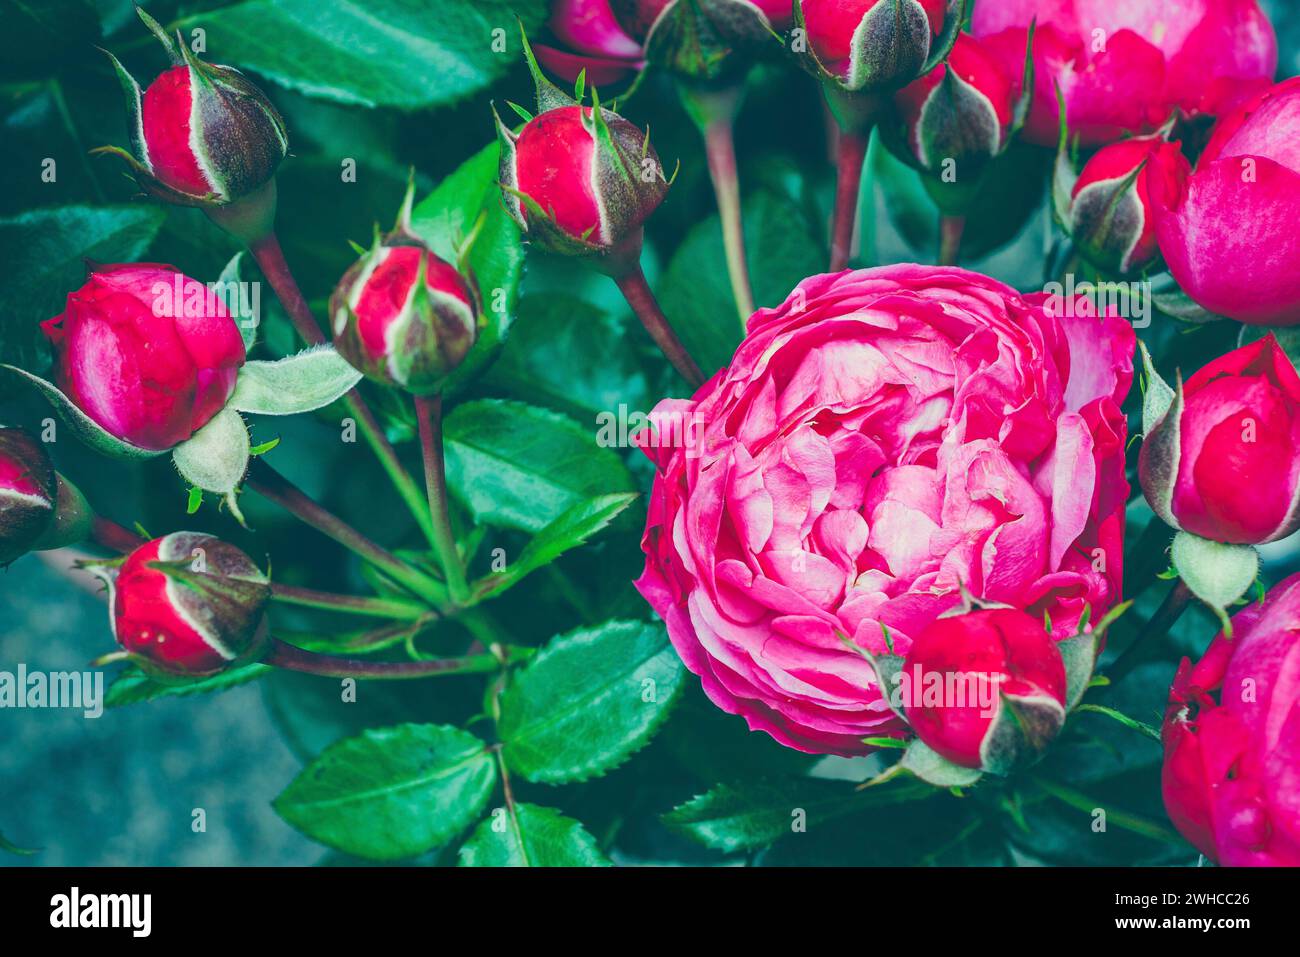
[90,517,145,554]
[939,215,966,267]
[702,115,755,324]
[829,130,870,272]
[413,394,469,605]
[613,265,706,388]
[264,638,504,680]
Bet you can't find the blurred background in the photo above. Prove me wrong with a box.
[2,0,1299,866]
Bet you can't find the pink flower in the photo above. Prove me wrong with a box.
[972,0,1277,147]
[41,263,246,452]
[903,608,1067,771]
[635,265,1134,754]
[1139,335,1300,545]
[98,532,271,677]
[535,1,646,87]
[1152,78,1300,327]
[1162,572,1300,866]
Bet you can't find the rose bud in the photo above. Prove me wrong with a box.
[890,31,1021,207]
[41,263,247,452]
[94,532,271,678]
[1152,78,1300,326]
[1139,335,1300,546]
[331,191,480,395]
[606,0,792,81]
[636,265,1133,754]
[902,608,1067,772]
[534,0,646,87]
[496,39,669,266]
[1060,133,1188,276]
[0,427,94,566]
[95,8,287,240]
[1161,572,1300,866]
[972,0,1277,148]
[796,0,956,94]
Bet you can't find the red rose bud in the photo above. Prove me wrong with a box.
[797,0,955,93]
[1139,335,1300,545]
[331,191,480,395]
[497,38,669,264]
[41,263,246,452]
[534,0,646,87]
[0,428,56,565]
[1064,134,1188,276]
[607,0,792,81]
[901,608,1067,773]
[97,532,271,677]
[893,32,1017,182]
[1161,573,1300,866]
[1152,78,1300,326]
[96,9,286,231]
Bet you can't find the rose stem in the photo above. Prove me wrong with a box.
[245,458,445,606]
[413,394,470,606]
[248,233,439,551]
[90,517,145,554]
[269,583,430,621]
[938,215,966,267]
[680,82,755,326]
[829,129,869,272]
[613,264,706,388]
[264,638,509,680]
[1106,580,1193,682]
[1030,776,1182,843]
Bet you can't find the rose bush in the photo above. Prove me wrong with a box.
[636,265,1133,754]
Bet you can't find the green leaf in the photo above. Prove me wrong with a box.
[482,293,653,420]
[0,205,165,372]
[443,399,635,533]
[479,493,638,599]
[410,141,525,395]
[458,803,610,867]
[215,251,263,351]
[665,777,930,854]
[189,0,547,110]
[106,662,273,708]
[274,723,496,861]
[0,829,39,856]
[658,188,824,376]
[229,345,362,414]
[498,620,685,783]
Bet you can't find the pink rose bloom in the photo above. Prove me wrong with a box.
[972,0,1278,146]
[1152,78,1300,327]
[1162,572,1300,866]
[535,0,646,87]
[636,265,1134,754]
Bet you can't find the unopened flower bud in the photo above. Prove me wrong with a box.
[902,608,1067,773]
[330,188,480,395]
[497,36,669,266]
[1065,134,1187,276]
[796,0,954,93]
[0,428,57,565]
[94,532,271,677]
[610,0,792,82]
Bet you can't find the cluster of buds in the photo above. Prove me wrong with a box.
[330,186,481,395]
[496,38,671,273]
[96,8,288,242]
[0,428,92,565]
[91,532,271,678]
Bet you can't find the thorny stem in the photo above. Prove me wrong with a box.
[245,458,445,606]
[613,264,706,388]
[1107,580,1193,682]
[268,583,430,621]
[248,233,439,551]
[263,638,514,680]
[938,215,966,267]
[414,394,470,606]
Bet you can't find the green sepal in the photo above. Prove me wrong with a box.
[1171,531,1259,636]
[1,365,163,460]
